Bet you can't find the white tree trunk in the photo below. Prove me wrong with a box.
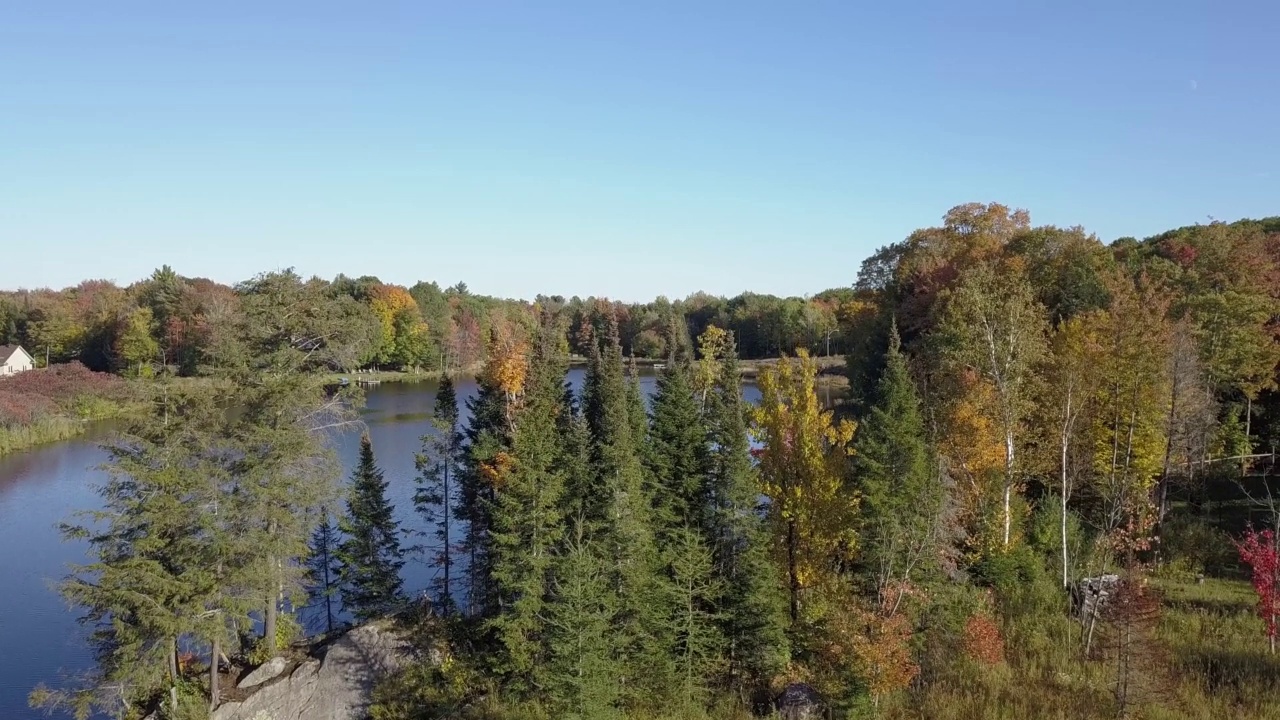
[1003,430,1015,547]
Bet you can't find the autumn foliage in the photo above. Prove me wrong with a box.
[751,350,858,618]
[0,362,127,427]
[962,613,1006,666]
[1235,527,1280,653]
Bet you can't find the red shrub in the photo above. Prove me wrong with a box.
[962,613,1005,666]
[1235,527,1280,652]
[0,362,127,427]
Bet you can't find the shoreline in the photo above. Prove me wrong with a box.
[0,356,847,457]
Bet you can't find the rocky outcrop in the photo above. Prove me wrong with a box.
[1071,574,1121,622]
[775,682,825,720]
[212,623,413,720]
[237,656,288,689]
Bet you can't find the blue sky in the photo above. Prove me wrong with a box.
[2,2,1276,300]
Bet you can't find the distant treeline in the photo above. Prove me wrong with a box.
[0,272,848,377]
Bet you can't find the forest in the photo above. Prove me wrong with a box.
[20,202,1280,720]
[0,268,850,378]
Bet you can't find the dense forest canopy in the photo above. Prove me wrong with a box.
[20,203,1280,720]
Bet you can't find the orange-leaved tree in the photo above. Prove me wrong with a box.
[480,323,530,433]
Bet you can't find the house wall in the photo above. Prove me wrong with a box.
[1,351,34,375]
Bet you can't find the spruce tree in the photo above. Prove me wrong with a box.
[415,375,462,612]
[544,526,623,720]
[854,325,940,593]
[487,328,569,690]
[700,330,790,687]
[582,310,673,704]
[558,382,595,524]
[626,355,651,465]
[337,434,406,622]
[666,527,726,708]
[647,357,710,535]
[457,371,511,617]
[305,510,342,634]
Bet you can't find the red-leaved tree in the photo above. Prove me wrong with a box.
[1235,527,1280,653]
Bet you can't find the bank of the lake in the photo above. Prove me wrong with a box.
[0,356,833,460]
[0,364,141,458]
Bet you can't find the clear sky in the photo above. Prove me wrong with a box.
[2,2,1277,300]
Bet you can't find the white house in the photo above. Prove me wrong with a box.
[0,345,34,376]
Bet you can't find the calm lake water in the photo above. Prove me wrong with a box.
[0,370,760,719]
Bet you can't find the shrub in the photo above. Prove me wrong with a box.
[246,613,302,665]
[1162,517,1236,578]
[962,613,1005,666]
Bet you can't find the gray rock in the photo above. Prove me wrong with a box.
[1071,574,1121,622]
[775,682,824,720]
[213,623,413,720]
[237,656,289,689]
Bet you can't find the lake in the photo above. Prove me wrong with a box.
[0,369,761,719]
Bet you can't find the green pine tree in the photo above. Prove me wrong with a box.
[582,310,673,705]
[305,510,342,634]
[544,526,623,720]
[647,357,710,535]
[35,389,231,718]
[854,323,941,594]
[458,372,510,617]
[487,329,569,691]
[700,331,791,687]
[559,381,596,526]
[665,527,726,708]
[338,434,406,622]
[626,355,651,466]
[234,377,346,656]
[415,375,462,612]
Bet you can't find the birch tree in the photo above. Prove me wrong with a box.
[941,262,1048,548]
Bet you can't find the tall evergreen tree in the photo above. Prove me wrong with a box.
[544,526,623,720]
[457,328,529,618]
[415,375,462,612]
[305,510,342,634]
[337,435,406,622]
[229,374,346,656]
[583,310,673,703]
[626,355,651,466]
[457,373,506,617]
[854,325,942,597]
[488,327,569,690]
[559,382,596,524]
[36,389,232,718]
[699,329,790,687]
[666,527,726,708]
[216,271,358,654]
[647,357,710,535]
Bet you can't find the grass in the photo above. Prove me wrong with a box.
[877,575,1280,720]
[0,415,89,456]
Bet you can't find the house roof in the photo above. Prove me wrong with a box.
[0,345,29,364]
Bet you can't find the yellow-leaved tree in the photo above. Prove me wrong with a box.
[938,369,1008,558]
[367,284,430,369]
[750,349,858,624]
[1091,274,1171,562]
[694,324,734,409]
[480,323,530,433]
